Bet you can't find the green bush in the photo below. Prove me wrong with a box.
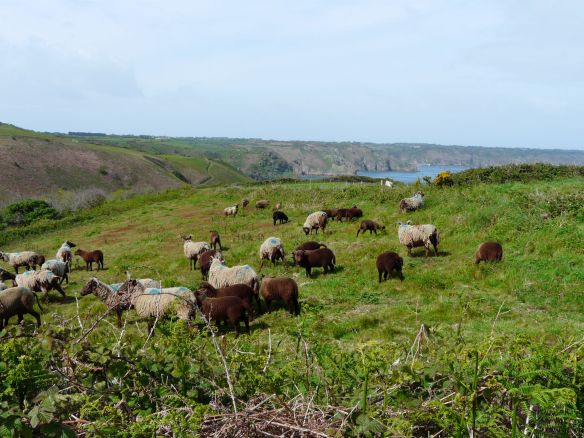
[452,163,584,185]
[1,199,59,227]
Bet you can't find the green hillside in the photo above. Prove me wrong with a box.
[0,123,250,206]
[1,175,582,435]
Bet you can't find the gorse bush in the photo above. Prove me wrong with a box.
[433,171,453,187]
[0,199,59,227]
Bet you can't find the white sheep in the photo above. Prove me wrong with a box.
[302,211,328,235]
[15,269,66,302]
[397,221,440,257]
[181,235,211,270]
[224,204,239,216]
[259,237,285,271]
[0,251,44,273]
[41,259,70,284]
[381,180,393,188]
[399,191,425,213]
[56,241,76,268]
[208,257,260,295]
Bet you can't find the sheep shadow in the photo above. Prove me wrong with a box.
[409,251,451,258]
[302,265,344,278]
[193,320,269,336]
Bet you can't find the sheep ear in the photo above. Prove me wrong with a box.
[406,220,412,225]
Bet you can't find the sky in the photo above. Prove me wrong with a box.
[1,0,584,150]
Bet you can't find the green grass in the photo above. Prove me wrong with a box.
[1,178,583,435]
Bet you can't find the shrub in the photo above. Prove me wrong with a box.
[433,171,453,187]
[1,199,59,226]
[451,163,584,186]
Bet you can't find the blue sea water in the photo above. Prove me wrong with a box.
[357,165,468,184]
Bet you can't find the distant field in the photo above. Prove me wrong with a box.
[1,177,582,435]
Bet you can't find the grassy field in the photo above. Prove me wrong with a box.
[1,177,583,436]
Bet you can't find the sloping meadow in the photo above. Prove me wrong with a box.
[1,178,583,436]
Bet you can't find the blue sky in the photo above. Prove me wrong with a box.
[1,0,583,149]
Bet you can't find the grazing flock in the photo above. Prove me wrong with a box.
[0,189,503,337]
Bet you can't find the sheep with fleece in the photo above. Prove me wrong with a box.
[208,256,260,297]
[81,277,158,327]
[181,235,211,270]
[259,237,285,271]
[41,259,70,284]
[0,251,44,273]
[0,286,43,330]
[120,280,196,334]
[224,204,239,216]
[15,270,66,302]
[0,267,16,285]
[56,241,76,268]
[399,191,425,213]
[397,221,440,257]
[302,211,328,235]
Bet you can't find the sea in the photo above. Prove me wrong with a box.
[357,164,468,184]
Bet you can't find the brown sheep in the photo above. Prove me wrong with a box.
[210,231,222,250]
[75,249,104,271]
[273,211,289,225]
[293,241,327,265]
[196,282,255,320]
[260,277,299,315]
[475,241,503,264]
[199,250,224,280]
[357,220,386,236]
[0,286,43,330]
[376,252,404,282]
[0,268,16,285]
[323,208,338,221]
[200,296,251,337]
[292,248,336,277]
[242,198,250,208]
[255,200,270,209]
[336,207,363,222]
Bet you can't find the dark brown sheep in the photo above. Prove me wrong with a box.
[196,282,255,320]
[293,241,327,265]
[210,231,222,250]
[255,200,270,209]
[199,250,224,280]
[376,252,404,282]
[242,198,250,208]
[200,296,251,337]
[292,248,336,277]
[75,249,104,271]
[260,277,300,315]
[336,207,363,222]
[357,220,386,236]
[475,241,503,264]
[273,211,289,225]
[0,268,16,285]
[323,208,338,221]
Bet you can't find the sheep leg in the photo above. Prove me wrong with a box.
[424,246,429,257]
[116,309,123,328]
[266,299,272,313]
[373,229,376,235]
[378,270,383,283]
[407,247,412,257]
[233,320,240,337]
[54,283,66,299]
[356,229,361,237]
[433,243,439,257]
[305,267,311,278]
[14,266,19,274]
[147,319,154,336]
[244,316,250,333]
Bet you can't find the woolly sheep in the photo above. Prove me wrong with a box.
[224,204,239,216]
[397,221,440,257]
[15,270,66,302]
[208,257,260,296]
[399,192,424,213]
[0,286,42,330]
[181,235,211,270]
[302,211,328,235]
[41,259,70,284]
[56,241,76,267]
[0,251,44,274]
[0,267,16,285]
[259,237,285,271]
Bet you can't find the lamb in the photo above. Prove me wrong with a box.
[15,270,66,302]
[302,211,328,235]
[210,231,222,250]
[357,220,386,236]
[80,277,158,327]
[336,207,363,222]
[259,237,285,270]
[0,286,42,330]
[260,277,300,315]
[399,191,424,213]
[195,282,255,320]
[181,235,211,270]
[208,257,260,296]
[255,200,270,209]
[242,198,250,208]
[273,211,289,225]
[292,248,336,277]
[199,296,251,337]
[56,241,76,268]
[0,251,44,273]
[224,204,239,216]
[475,241,503,264]
[75,249,104,271]
[0,267,16,285]
[376,252,404,282]
[199,250,224,280]
[397,221,440,257]
[41,259,70,284]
